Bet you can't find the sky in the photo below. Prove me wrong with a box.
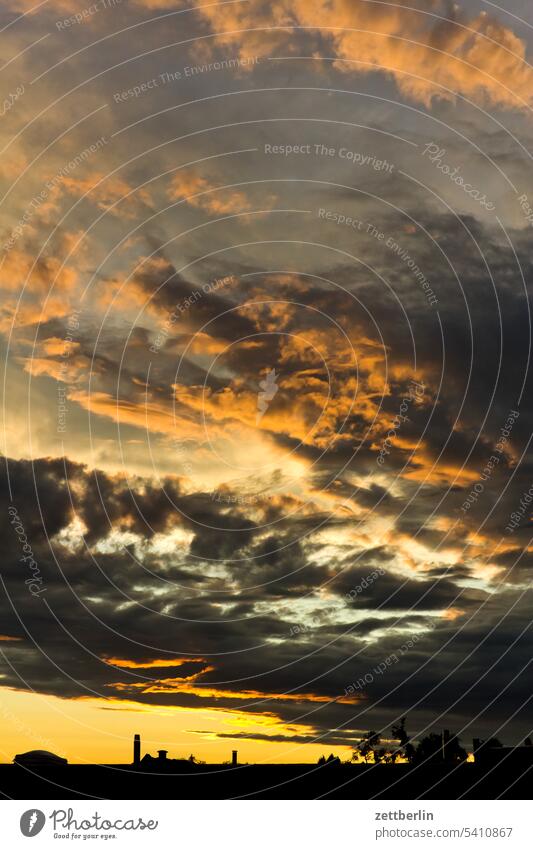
[1,0,533,765]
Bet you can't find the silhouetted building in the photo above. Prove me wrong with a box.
[132,735,197,771]
[232,750,238,766]
[139,751,196,771]
[14,750,67,767]
[473,738,533,768]
[133,733,141,766]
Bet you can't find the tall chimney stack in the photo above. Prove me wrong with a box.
[232,749,238,766]
[133,733,141,766]
[442,729,450,761]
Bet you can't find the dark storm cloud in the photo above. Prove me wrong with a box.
[333,563,486,613]
[1,472,532,745]
[131,254,256,342]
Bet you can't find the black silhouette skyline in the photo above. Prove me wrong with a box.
[3,722,533,800]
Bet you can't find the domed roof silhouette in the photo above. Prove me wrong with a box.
[14,749,68,766]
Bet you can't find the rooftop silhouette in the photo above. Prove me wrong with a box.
[5,721,533,800]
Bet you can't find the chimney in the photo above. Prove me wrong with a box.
[232,750,238,766]
[158,750,168,761]
[442,729,450,760]
[133,733,141,766]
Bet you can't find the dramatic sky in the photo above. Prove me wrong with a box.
[1,0,533,765]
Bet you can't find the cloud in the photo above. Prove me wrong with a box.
[184,0,533,110]
[62,172,152,218]
[2,0,533,754]
[166,171,253,216]
[2,447,533,745]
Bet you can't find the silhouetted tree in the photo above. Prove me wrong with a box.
[414,732,467,765]
[391,716,415,763]
[318,753,341,765]
[355,731,382,763]
[413,733,443,765]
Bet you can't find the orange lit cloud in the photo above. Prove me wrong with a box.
[185,0,533,110]
[1,248,77,297]
[0,150,28,182]
[20,355,88,384]
[62,173,151,218]
[108,678,359,705]
[68,389,181,436]
[0,246,80,332]
[103,656,206,669]
[105,656,359,706]
[441,607,465,621]
[41,337,79,357]
[167,171,252,216]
